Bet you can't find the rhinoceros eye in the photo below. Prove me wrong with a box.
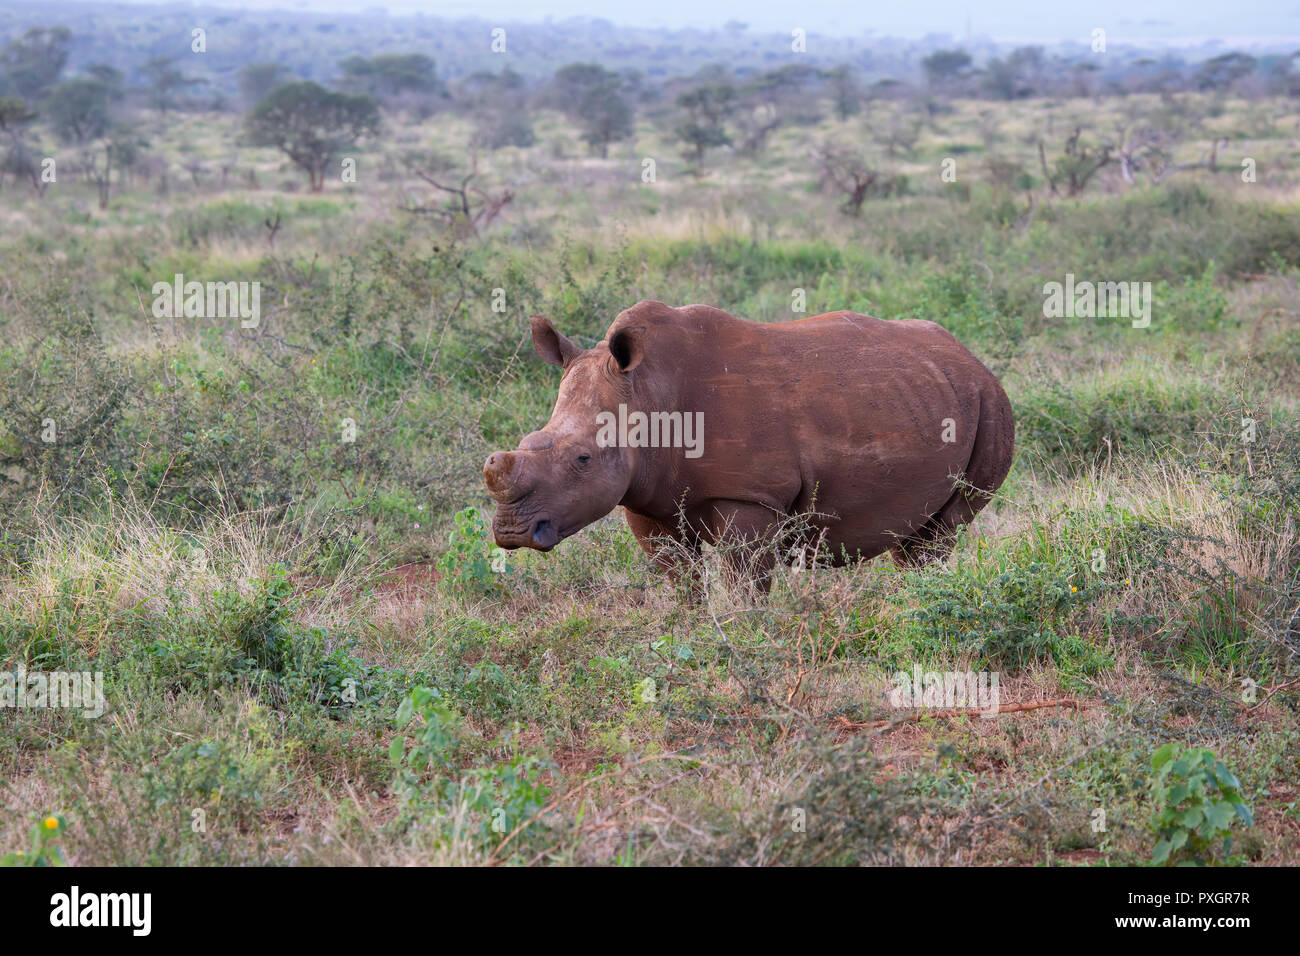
[577,453,591,465]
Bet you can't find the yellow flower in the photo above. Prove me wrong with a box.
[1070,586,1077,593]
[43,816,58,831]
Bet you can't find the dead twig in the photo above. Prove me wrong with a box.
[1241,678,1300,713]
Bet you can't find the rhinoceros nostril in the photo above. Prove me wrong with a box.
[531,519,560,550]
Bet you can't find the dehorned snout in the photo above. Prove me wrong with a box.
[483,450,520,498]
[485,431,557,500]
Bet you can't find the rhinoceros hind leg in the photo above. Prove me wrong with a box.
[894,380,1014,569]
[890,479,989,569]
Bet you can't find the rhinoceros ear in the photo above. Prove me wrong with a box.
[608,325,645,372]
[531,315,582,367]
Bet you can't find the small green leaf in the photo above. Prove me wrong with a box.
[1204,801,1234,829]
[1178,806,1203,827]
[395,697,414,727]
[1151,743,1178,771]
[1152,839,1172,864]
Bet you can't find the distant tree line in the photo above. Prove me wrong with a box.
[1,22,1296,200]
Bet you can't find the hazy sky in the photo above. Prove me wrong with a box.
[105,0,1300,42]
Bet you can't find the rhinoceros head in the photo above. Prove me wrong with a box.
[484,315,644,551]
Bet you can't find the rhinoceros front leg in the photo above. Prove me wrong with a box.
[624,508,717,600]
[623,508,690,572]
[692,499,787,593]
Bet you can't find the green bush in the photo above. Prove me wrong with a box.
[1149,743,1253,865]
[902,556,1113,675]
[1153,263,1232,333]
[389,687,553,852]
[437,508,512,595]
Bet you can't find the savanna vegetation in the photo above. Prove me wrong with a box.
[0,10,1298,866]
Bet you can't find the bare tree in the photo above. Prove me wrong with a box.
[1113,120,1228,185]
[0,97,45,197]
[182,157,208,187]
[78,129,144,209]
[1,141,49,196]
[880,107,924,158]
[400,150,513,237]
[732,64,821,155]
[813,140,882,216]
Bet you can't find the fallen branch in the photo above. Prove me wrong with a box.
[1242,678,1300,714]
[832,698,1088,735]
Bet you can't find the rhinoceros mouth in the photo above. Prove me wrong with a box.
[493,513,566,551]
